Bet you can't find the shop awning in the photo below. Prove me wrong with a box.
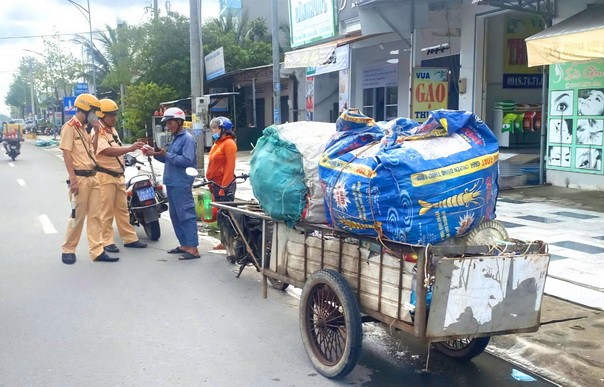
[526,5,604,67]
[284,34,380,69]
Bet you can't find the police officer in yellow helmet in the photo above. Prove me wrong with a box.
[94,98,147,253]
[59,93,119,264]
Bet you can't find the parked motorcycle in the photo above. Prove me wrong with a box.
[193,174,288,290]
[124,154,168,240]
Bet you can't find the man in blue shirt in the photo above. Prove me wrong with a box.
[142,107,200,260]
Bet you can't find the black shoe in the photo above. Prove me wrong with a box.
[236,255,252,266]
[94,252,119,262]
[61,253,76,265]
[104,244,120,253]
[226,255,237,264]
[124,240,147,248]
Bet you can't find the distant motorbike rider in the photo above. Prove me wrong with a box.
[93,98,147,253]
[2,120,24,155]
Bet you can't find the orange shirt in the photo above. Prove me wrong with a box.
[206,136,237,187]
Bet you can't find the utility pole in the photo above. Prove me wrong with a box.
[28,59,36,120]
[271,0,281,124]
[67,0,95,94]
[87,0,96,94]
[190,0,205,172]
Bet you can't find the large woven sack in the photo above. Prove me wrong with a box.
[319,109,500,245]
[250,122,336,226]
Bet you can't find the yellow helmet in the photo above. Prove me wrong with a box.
[74,93,100,112]
[96,98,119,118]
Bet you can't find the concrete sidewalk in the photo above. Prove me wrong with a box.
[492,185,604,387]
[31,137,604,386]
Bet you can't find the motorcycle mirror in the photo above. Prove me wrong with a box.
[124,154,136,167]
[185,167,199,177]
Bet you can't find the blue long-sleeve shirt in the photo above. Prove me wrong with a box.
[155,130,197,187]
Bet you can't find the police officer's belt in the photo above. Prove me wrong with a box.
[74,169,97,177]
[94,165,123,178]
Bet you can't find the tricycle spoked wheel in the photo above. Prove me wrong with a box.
[431,336,490,360]
[299,269,362,378]
[143,220,161,241]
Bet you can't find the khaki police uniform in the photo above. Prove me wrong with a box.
[60,117,104,260]
[95,122,139,246]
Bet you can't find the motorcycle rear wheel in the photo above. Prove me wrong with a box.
[252,232,289,291]
[431,336,490,360]
[143,220,161,241]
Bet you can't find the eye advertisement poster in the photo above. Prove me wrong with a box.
[548,59,604,174]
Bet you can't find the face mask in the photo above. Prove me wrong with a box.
[212,133,220,141]
[87,111,98,124]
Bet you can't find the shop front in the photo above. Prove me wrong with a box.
[526,3,604,188]
[283,0,603,188]
[207,65,295,150]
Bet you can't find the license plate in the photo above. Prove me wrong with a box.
[136,187,155,201]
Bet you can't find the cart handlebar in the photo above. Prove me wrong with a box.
[193,173,249,189]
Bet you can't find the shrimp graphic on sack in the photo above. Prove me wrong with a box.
[418,179,485,216]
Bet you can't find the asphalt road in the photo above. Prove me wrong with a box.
[0,141,553,386]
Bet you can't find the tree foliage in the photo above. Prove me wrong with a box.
[5,71,30,117]
[136,12,192,97]
[202,12,272,73]
[75,23,141,98]
[5,35,81,118]
[122,82,177,141]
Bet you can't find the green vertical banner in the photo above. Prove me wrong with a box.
[547,59,604,173]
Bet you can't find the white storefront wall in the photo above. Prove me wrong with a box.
[350,34,410,118]
[349,2,465,120]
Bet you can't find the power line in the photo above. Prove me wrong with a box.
[0,30,105,41]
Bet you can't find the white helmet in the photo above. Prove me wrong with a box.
[161,107,186,122]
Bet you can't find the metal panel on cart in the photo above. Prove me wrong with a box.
[426,253,549,338]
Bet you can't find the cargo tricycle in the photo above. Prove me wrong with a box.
[212,201,550,379]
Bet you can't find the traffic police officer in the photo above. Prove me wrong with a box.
[94,98,148,253]
[60,93,118,264]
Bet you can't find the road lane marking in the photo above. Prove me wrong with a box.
[8,162,15,167]
[39,215,57,234]
[17,179,25,187]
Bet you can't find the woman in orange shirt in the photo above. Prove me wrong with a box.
[206,116,237,250]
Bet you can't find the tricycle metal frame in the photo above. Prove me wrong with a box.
[212,201,550,376]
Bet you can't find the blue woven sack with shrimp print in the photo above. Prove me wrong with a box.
[319,109,500,245]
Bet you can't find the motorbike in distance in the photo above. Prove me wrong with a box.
[1,122,23,161]
[4,139,21,161]
[124,153,168,240]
